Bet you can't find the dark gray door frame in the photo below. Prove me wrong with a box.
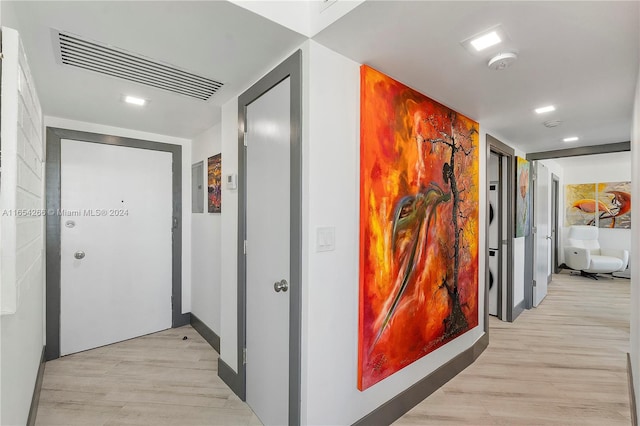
[488,156,503,320]
[525,144,631,290]
[486,135,518,322]
[231,50,302,425]
[551,174,560,275]
[45,127,187,361]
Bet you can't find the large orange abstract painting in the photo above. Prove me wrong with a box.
[358,66,479,390]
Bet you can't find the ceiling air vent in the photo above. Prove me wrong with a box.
[55,30,223,101]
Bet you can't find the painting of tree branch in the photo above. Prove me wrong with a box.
[358,66,479,390]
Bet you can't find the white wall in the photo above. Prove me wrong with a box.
[191,124,222,335]
[0,27,45,426]
[219,95,240,370]
[217,40,488,421]
[301,40,486,425]
[44,117,193,313]
[230,0,365,37]
[630,55,639,413]
[512,147,528,307]
[231,0,312,36]
[217,45,305,372]
[556,152,631,260]
[538,158,564,273]
[307,0,366,36]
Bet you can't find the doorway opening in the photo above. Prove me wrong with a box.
[486,135,517,322]
[45,127,186,361]
[551,174,560,274]
[231,50,302,426]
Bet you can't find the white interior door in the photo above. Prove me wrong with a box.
[246,78,291,425]
[60,140,172,355]
[534,161,550,307]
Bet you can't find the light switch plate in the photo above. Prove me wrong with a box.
[226,173,237,190]
[316,227,335,252]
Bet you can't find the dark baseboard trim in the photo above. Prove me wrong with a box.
[173,312,191,328]
[190,313,221,353]
[352,332,489,426]
[218,357,245,400]
[27,346,46,426]
[628,353,638,426]
[512,300,525,321]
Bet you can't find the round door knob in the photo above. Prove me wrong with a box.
[74,251,86,260]
[274,279,288,293]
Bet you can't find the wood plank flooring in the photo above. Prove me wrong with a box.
[37,271,631,425]
[395,271,631,425]
[36,326,261,425]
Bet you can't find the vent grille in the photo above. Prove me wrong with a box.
[56,31,222,101]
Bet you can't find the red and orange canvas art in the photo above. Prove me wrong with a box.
[358,66,479,390]
[208,154,222,213]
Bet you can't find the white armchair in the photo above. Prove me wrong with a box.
[564,225,629,279]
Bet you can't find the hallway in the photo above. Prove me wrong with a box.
[395,272,631,425]
[35,272,631,425]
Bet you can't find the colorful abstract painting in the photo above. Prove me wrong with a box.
[208,154,222,213]
[597,181,631,229]
[515,157,531,237]
[358,66,479,391]
[565,183,597,226]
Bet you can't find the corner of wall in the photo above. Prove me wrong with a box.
[219,95,240,371]
[630,57,640,418]
[0,26,46,426]
[303,42,487,425]
[190,123,223,335]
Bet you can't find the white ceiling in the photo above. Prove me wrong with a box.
[3,1,639,152]
[314,1,639,153]
[3,1,306,138]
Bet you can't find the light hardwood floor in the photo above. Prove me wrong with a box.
[395,271,631,425]
[37,271,631,425]
[36,326,261,425]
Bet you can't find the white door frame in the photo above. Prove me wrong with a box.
[45,127,187,361]
[219,50,302,425]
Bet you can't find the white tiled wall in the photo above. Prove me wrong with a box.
[1,27,44,314]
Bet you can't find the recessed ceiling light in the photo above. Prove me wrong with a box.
[535,105,555,114]
[124,95,146,106]
[460,25,510,55]
[470,31,501,51]
[563,136,579,142]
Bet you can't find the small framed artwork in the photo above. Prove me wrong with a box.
[515,156,531,237]
[208,154,222,213]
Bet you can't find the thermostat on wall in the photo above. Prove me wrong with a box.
[226,173,237,190]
